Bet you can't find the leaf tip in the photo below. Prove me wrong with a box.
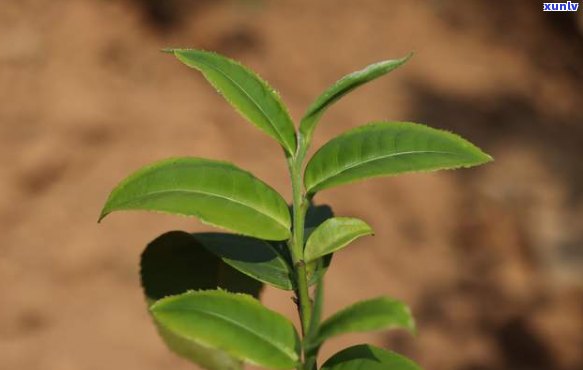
[363,223,374,235]
[403,51,415,62]
[161,48,176,54]
[473,149,494,167]
[97,207,110,223]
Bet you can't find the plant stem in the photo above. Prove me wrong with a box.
[288,157,311,335]
[287,140,313,370]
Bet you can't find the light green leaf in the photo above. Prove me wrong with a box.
[140,231,263,370]
[167,49,297,155]
[100,157,291,241]
[299,54,412,146]
[305,122,493,194]
[151,290,300,369]
[193,233,294,290]
[315,296,415,346]
[304,217,373,263]
[321,344,422,370]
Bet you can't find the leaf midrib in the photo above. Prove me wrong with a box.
[160,306,297,363]
[311,149,461,190]
[111,188,288,231]
[193,56,292,152]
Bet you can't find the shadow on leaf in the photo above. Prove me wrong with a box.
[140,231,262,302]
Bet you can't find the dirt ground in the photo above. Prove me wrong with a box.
[1,1,582,369]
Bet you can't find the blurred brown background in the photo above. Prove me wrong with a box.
[1,1,582,369]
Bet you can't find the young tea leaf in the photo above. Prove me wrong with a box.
[315,296,415,346]
[304,217,373,263]
[193,233,294,290]
[299,54,412,147]
[167,49,297,155]
[305,122,493,194]
[100,157,291,240]
[321,344,422,370]
[140,231,263,370]
[151,290,301,369]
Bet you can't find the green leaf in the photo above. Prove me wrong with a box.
[315,296,415,346]
[304,122,493,194]
[299,54,412,145]
[167,49,297,155]
[151,290,301,369]
[304,217,373,263]
[140,231,263,370]
[321,344,422,370]
[100,157,291,241]
[193,233,294,290]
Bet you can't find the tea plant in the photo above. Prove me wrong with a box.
[100,49,492,370]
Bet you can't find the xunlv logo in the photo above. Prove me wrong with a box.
[543,1,580,11]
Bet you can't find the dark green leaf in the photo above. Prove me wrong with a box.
[299,54,412,146]
[140,231,262,370]
[321,344,421,370]
[167,49,297,155]
[305,122,493,194]
[315,296,415,346]
[193,233,293,290]
[151,290,301,369]
[304,217,373,263]
[100,157,291,240]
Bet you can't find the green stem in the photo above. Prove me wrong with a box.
[287,137,313,368]
[288,158,311,335]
